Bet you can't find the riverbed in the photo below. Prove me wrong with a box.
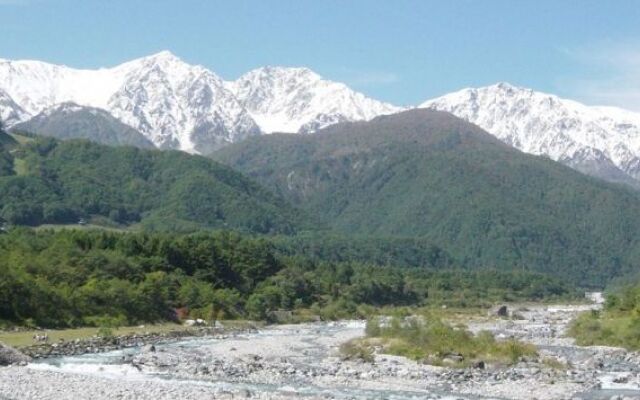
[1,303,639,400]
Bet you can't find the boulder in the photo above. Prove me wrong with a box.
[0,342,31,366]
[473,360,486,369]
[489,305,509,317]
[142,344,156,353]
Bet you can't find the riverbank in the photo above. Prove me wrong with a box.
[2,303,639,399]
[1,321,260,359]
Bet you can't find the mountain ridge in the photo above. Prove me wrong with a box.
[0,52,397,153]
[0,133,307,233]
[11,102,156,149]
[3,52,640,187]
[420,82,640,185]
[214,109,640,286]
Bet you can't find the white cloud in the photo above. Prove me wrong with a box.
[558,41,640,111]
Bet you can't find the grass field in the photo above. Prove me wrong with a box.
[0,320,259,348]
[569,310,640,350]
[0,323,187,348]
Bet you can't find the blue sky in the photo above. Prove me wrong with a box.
[1,0,640,109]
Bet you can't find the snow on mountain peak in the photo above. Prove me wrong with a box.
[0,53,402,152]
[6,52,640,185]
[145,50,181,60]
[0,88,28,126]
[420,83,640,181]
[0,52,261,153]
[228,66,402,134]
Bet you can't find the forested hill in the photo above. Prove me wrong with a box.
[11,103,156,149]
[214,109,640,286]
[0,134,307,233]
[0,129,15,147]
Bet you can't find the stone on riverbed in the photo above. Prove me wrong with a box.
[143,344,156,353]
[0,342,31,366]
[489,305,509,317]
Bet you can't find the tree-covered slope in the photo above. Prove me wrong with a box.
[0,135,306,233]
[11,103,155,149]
[0,229,573,328]
[0,132,14,148]
[214,109,640,285]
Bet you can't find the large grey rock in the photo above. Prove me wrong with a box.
[0,342,31,366]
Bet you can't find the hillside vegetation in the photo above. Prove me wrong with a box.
[570,286,640,350]
[215,109,640,286]
[343,316,536,366]
[11,103,155,149]
[0,228,575,328]
[0,134,305,233]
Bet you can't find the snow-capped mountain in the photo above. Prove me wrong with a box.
[4,51,640,186]
[0,52,400,153]
[0,89,28,127]
[12,102,156,149]
[227,66,402,134]
[0,51,260,153]
[420,83,640,184]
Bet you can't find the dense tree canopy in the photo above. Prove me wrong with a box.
[215,109,640,286]
[0,229,574,328]
[0,134,307,233]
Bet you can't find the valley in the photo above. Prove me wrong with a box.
[2,300,639,400]
[2,7,640,398]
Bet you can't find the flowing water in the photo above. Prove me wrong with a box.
[17,301,640,400]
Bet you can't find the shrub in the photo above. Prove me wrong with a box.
[361,316,536,366]
[339,339,374,363]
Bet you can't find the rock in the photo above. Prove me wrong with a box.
[442,353,464,365]
[0,342,31,366]
[473,360,486,369]
[143,344,156,353]
[613,375,629,384]
[490,305,509,317]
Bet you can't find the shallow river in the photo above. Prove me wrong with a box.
[2,303,640,400]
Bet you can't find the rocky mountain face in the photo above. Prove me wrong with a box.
[3,52,640,187]
[0,52,261,154]
[0,89,28,127]
[227,66,401,134]
[0,52,396,153]
[11,102,156,149]
[420,83,640,185]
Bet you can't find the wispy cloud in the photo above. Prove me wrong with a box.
[336,67,400,88]
[558,41,640,111]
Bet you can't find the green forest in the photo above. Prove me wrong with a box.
[0,133,306,233]
[0,228,574,328]
[215,110,640,287]
[2,112,639,330]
